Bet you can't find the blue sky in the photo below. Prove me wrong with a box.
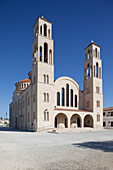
[0,0,113,118]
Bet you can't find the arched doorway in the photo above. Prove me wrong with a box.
[70,114,82,128]
[84,115,93,128]
[54,113,68,128]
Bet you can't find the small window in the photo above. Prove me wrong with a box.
[40,26,42,35]
[103,112,105,116]
[75,95,77,107]
[44,93,46,102]
[47,93,49,102]
[97,101,100,107]
[24,84,26,88]
[44,24,47,36]
[111,112,113,116]
[23,100,24,108]
[103,122,106,127]
[88,50,90,59]
[40,46,42,61]
[44,74,46,83]
[44,111,46,121]
[71,89,73,107]
[48,29,50,38]
[111,122,113,127]
[96,87,99,93]
[47,112,49,121]
[95,48,97,57]
[97,114,100,122]
[47,75,49,84]
[57,92,60,106]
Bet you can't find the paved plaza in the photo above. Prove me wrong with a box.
[0,127,113,170]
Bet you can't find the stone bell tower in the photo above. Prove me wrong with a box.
[31,16,55,130]
[84,41,103,128]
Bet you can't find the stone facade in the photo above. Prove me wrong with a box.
[9,16,103,131]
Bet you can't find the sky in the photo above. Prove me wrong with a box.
[0,0,113,118]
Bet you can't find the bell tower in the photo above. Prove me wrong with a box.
[84,41,103,127]
[32,16,55,130]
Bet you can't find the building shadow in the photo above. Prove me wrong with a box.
[0,127,30,132]
[72,140,113,152]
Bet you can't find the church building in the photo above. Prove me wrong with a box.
[9,16,103,131]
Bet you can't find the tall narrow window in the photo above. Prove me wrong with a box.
[28,112,30,122]
[85,69,87,80]
[44,111,46,121]
[88,50,90,59]
[95,48,97,57]
[40,26,42,35]
[47,75,49,84]
[87,64,90,78]
[49,50,52,64]
[57,92,60,106]
[75,95,77,107]
[44,43,48,63]
[40,46,42,61]
[48,29,50,38]
[96,63,98,78]
[47,112,49,121]
[62,88,65,106]
[47,93,49,102]
[44,93,46,102]
[44,24,47,36]
[71,89,73,107]
[66,84,69,106]
[44,74,46,83]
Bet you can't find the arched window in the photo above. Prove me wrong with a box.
[44,93,46,102]
[66,84,69,106]
[75,95,77,107]
[88,50,90,59]
[44,74,46,83]
[71,89,73,107]
[62,88,65,106]
[87,64,90,78]
[48,29,50,38]
[47,93,49,102]
[49,50,52,64]
[40,26,42,35]
[44,43,48,63]
[44,24,47,36]
[57,92,60,106]
[44,111,46,121]
[40,46,42,61]
[47,75,49,84]
[96,63,98,78]
[47,112,49,121]
[95,48,97,57]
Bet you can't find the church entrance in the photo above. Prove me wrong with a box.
[70,114,81,128]
[84,115,93,128]
[54,113,68,128]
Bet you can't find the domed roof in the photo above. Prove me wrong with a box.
[15,79,31,85]
[19,79,31,83]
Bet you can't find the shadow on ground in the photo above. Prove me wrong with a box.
[0,127,30,132]
[72,140,113,152]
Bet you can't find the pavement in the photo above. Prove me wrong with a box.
[0,127,113,170]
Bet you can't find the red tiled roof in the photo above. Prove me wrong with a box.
[103,107,113,111]
[15,79,31,85]
[84,42,100,50]
[54,108,93,112]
